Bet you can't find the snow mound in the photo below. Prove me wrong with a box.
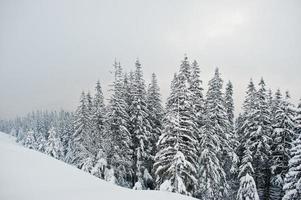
[0,132,195,200]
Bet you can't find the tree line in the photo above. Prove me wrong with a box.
[1,56,301,200]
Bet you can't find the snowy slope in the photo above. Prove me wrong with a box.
[0,132,195,200]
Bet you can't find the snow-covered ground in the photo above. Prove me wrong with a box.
[0,132,195,200]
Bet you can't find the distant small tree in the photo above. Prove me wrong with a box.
[45,127,63,159]
[23,129,36,150]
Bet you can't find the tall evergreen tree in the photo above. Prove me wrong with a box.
[189,60,204,131]
[45,127,63,159]
[179,55,191,80]
[68,92,93,169]
[107,61,133,187]
[129,59,152,190]
[57,111,74,161]
[198,68,231,199]
[154,57,198,196]
[243,79,257,112]
[270,90,296,199]
[147,73,164,189]
[241,78,272,199]
[86,92,93,116]
[224,81,235,131]
[224,80,239,199]
[91,82,106,149]
[90,81,107,179]
[236,79,257,159]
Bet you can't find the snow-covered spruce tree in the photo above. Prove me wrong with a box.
[92,81,106,140]
[146,73,164,189]
[28,112,40,148]
[107,61,133,187]
[243,79,257,114]
[123,71,135,110]
[57,111,74,161]
[91,149,107,180]
[23,129,37,149]
[129,59,153,190]
[188,61,208,197]
[68,92,93,171]
[269,90,283,200]
[179,55,191,80]
[35,131,47,153]
[197,68,231,200]
[270,90,296,199]
[122,71,135,138]
[90,80,107,179]
[224,81,235,131]
[237,146,260,200]
[189,60,204,132]
[236,79,257,158]
[154,57,198,196]
[282,133,301,200]
[34,111,47,153]
[45,127,63,159]
[241,78,272,199]
[224,80,239,199]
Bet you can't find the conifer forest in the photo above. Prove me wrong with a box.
[1,56,301,200]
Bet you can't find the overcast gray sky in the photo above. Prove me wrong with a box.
[0,0,301,119]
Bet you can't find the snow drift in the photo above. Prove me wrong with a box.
[0,132,195,200]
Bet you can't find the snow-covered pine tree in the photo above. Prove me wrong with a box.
[68,92,93,170]
[83,92,95,166]
[146,73,164,189]
[166,73,178,110]
[282,133,301,200]
[90,80,107,179]
[123,71,135,110]
[36,132,47,152]
[45,127,63,159]
[243,79,257,113]
[107,61,133,187]
[197,68,231,200]
[57,111,74,161]
[86,92,93,123]
[34,111,47,153]
[236,79,257,159]
[242,78,272,199]
[189,60,204,132]
[93,81,105,132]
[179,55,191,80]
[91,149,107,179]
[23,129,37,149]
[270,90,296,199]
[129,59,153,190]
[224,81,235,131]
[224,80,239,199]
[122,71,135,142]
[237,146,260,200]
[155,56,198,196]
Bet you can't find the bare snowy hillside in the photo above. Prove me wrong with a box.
[0,132,195,200]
